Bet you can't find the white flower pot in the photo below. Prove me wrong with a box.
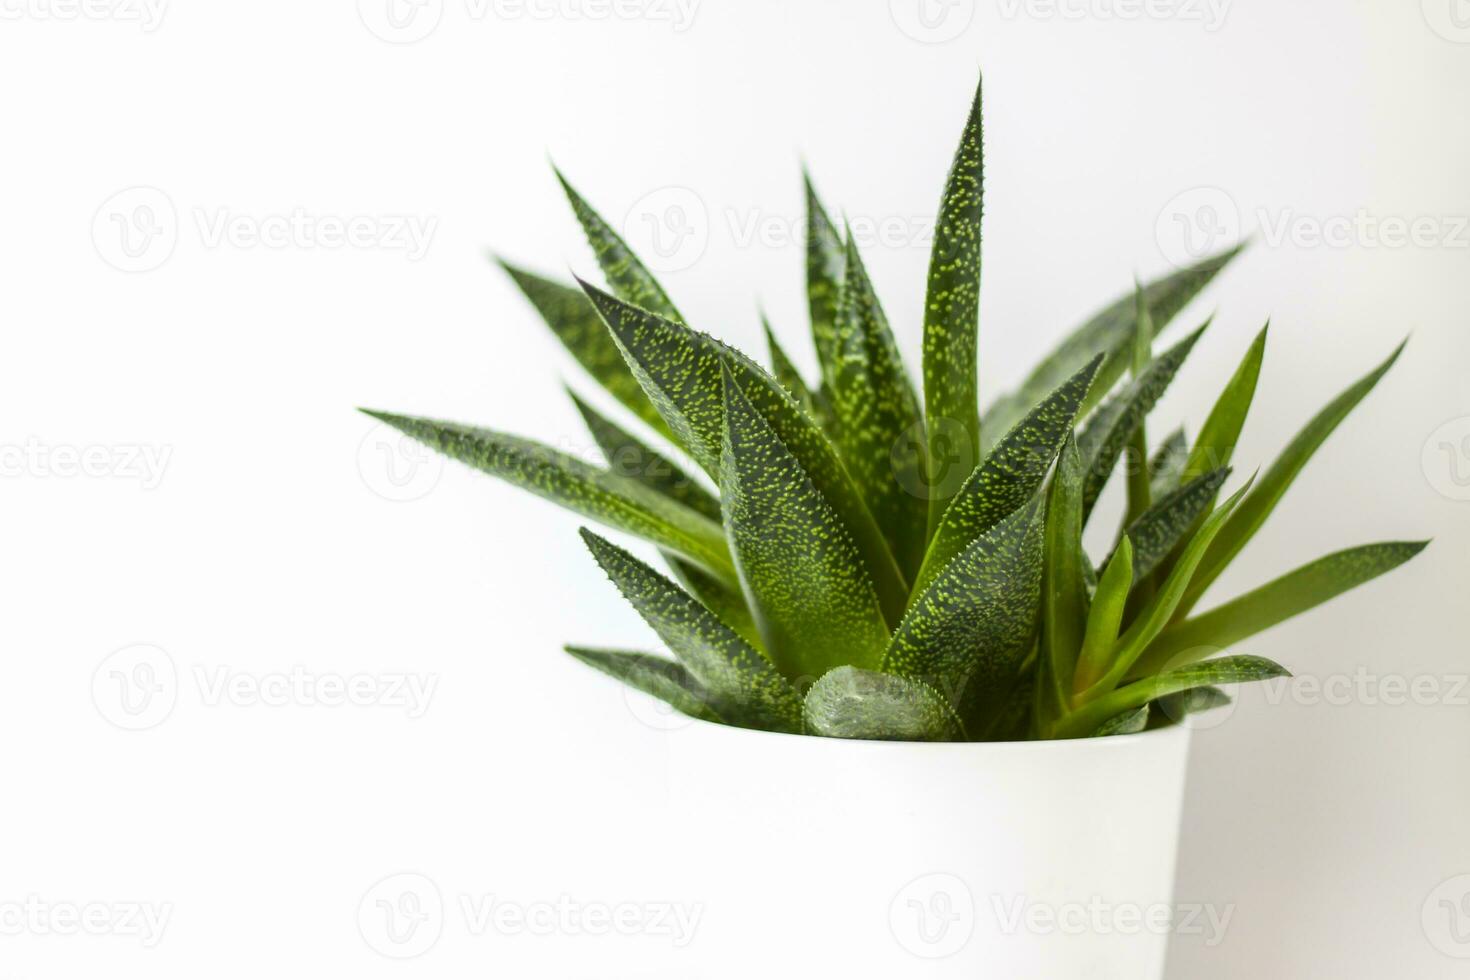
[664,719,1193,978]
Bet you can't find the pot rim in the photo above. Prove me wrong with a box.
[669,715,1191,753]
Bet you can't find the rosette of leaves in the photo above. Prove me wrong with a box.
[364,76,1424,741]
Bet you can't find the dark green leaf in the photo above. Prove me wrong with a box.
[361,411,733,580]
[1092,705,1149,737]
[555,168,681,321]
[1136,541,1428,676]
[914,354,1102,597]
[923,76,985,531]
[1149,428,1189,498]
[803,171,847,395]
[719,366,891,680]
[579,529,802,732]
[829,237,928,577]
[1116,467,1232,581]
[565,647,723,724]
[1123,285,1155,528]
[762,315,823,423]
[664,557,761,649]
[982,244,1244,448]
[803,666,965,741]
[1152,686,1231,726]
[1056,656,1287,739]
[1180,340,1406,614]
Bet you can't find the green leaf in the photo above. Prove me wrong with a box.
[1056,655,1288,739]
[1149,428,1189,498]
[1135,541,1428,676]
[982,244,1244,449]
[914,354,1102,598]
[497,260,672,440]
[1152,685,1231,726]
[719,366,891,680]
[1039,436,1088,722]
[664,557,762,649]
[803,666,965,741]
[564,647,723,724]
[1073,537,1134,694]
[1077,322,1208,519]
[923,76,986,532]
[580,280,909,623]
[829,236,929,577]
[579,529,803,732]
[361,411,734,580]
[1116,467,1232,582]
[803,170,847,395]
[1179,340,1406,614]
[762,315,822,422]
[883,501,1044,711]
[1123,284,1155,528]
[1092,704,1149,737]
[555,168,681,321]
[567,388,721,522]
[1182,323,1267,484]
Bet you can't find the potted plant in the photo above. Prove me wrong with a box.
[363,76,1423,977]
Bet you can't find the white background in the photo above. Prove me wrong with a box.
[2,1,1467,977]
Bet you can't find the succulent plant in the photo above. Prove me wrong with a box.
[364,77,1424,741]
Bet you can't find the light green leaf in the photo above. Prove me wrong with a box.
[497,260,672,440]
[1149,428,1189,498]
[580,280,909,623]
[883,501,1044,710]
[803,666,965,741]
[1073,537,1134,694]
[1092,704,1149,737]
[1056,655,1288,739]
[982,244,1244,448]
[1179,340,1406,614]
[579,529,803,732]
[914,354,1102,598]
[803,170,847,395]
[923,76,985,532]
[1116,467,1232,581]
[565,647,723,724]
[1040,436,1088,722]
[1077,323,1208,519]
[555,168,681,321]
[1183,323,1267,483]
[719,366,891,681]
[361,410,734,580]
[829,236,928,577]
[1135,541,1428,676]
[568,388,720,522]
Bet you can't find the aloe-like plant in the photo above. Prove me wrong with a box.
[364,77,1424,741]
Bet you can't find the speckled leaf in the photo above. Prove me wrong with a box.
[361,411,734,580]
[803,667,965,741]
[1056,656,1287,739]
[1040,436,1088,719]
[581,280,909,623]
[1077,323,1207,519]
[882,500,1044,706]
[1148,428,1189,498]
[914,354,1102,598]
[923,76,985,531]
[982,244,1244,448]
[664,557,761,649]
[1152,685,1231,726]
[578,529,802,733]
[1115,467,1231,581]
[555,169,681,321]
[763,315,823,424]
[565,646,723,724]
[1073,537,1133,694]
[804,171,847,394]
[1136,541,1428,676]
[1091,705,1149,737]
[829,237,928,577]
[1122,285,1155,528]
[1085,481,1252,696]
[497,260,672,440]
[1180,341,1406,615]
[1183,324,1267,483]
[719,366,891,680]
